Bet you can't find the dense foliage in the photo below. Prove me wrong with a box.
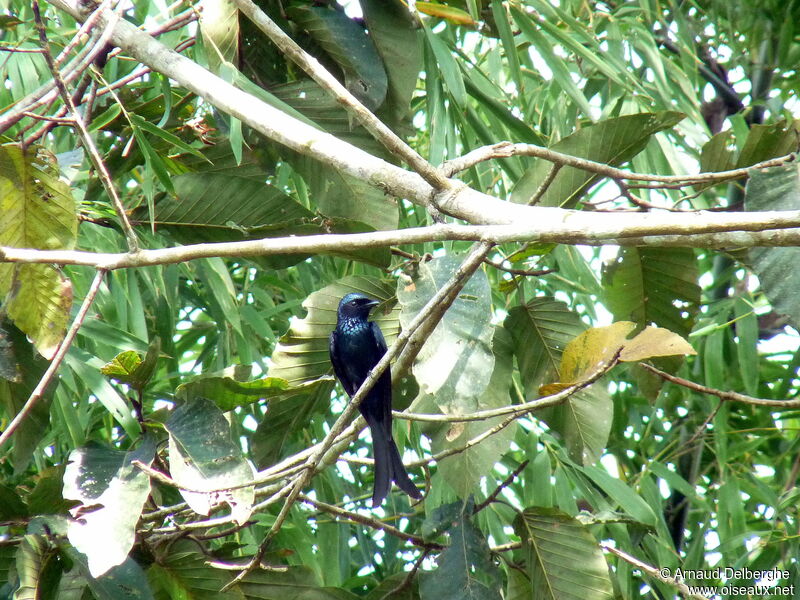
[1,0,800,598]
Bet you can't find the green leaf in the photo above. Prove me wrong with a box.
[734,295,759,396]
[421,24,467,108]
[511,8,593,117]
[64,348,141,438]
[538,386,612,466]
[62,547,155,600]
[251,379,334,469]
[200,0,240,75]
[420,515,501,600]
[136,171,389,269]
[29,466,77,516]
[0,321,53,473]
[131,118,174,195]
[0,545,18,595]
[698,121,800,192]
[513,507,614,600]
[129,114,207,161]
[602,247,700,338]
[744,162,800,329]
[87,103,123,133]
[101,351,144,385]
[0,143,76,358]
[431,327,515,498]
[0,483,27,520]
[177,367,292,410]
[578,466,657,526]
[736,120,800,169]
[699,130,736,178]
[286,154,399,234]
[421,498,471,539]
[510,112,685,207]
[268,276,398,387]
[147,551,244,600]
[0,144,76,252]
[63,437,156,577]
[504,297,586,398]
[100,338,160,391]
[165,397,255,524]
[14,534,58,600]
[398,254,494,412]
[238,566,359,599]
[490,1,523,98]
[287,5,387,110]
[361,0,421,125]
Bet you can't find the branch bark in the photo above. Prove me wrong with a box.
[4,216,800,271]
[41,0,800,248]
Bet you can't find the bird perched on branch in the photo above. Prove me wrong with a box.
[329,293,422,507]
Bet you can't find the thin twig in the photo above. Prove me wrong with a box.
[445,141,795,186]
[642,364,800,408]
[32,0,140,252]
[378,550,430,600]
[411,357,618,468]
[20,111,75,124]
[54,0,114,65]
[0,269,106,449]
[601,543,711,600]
[396,358,616,425]
[300,495,443,551]
[528,164,562,205]
[473,460,529,514]
[0,1,116,135]
[483,257,553,277]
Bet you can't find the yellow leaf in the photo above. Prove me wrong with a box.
[538,322,695,395]
[414,2,477,25]
[539,382,573,396]
[619,326,697,361]
[559,322,636,384]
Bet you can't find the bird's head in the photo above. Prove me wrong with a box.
[337,293,380,320]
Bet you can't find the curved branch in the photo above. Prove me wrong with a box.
[43,0,799,237]
[4,214,800,272]
[444,141,795,185]
[642,364,800,407]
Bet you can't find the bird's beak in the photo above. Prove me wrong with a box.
[366,299,381,311]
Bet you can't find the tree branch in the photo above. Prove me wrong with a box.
[300,494,443,551]
[42,0,799,238]
[641,364,800,407]
[444,141,795,186]
[4,212,800,272]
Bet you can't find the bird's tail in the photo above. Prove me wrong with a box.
[388,438,422,501]
[369,425,422,507]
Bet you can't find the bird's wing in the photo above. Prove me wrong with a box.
[330,329,357,397]
[369,320,389,354]
[369,321,393,431]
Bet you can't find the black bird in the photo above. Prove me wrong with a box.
[329,293,422,507]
